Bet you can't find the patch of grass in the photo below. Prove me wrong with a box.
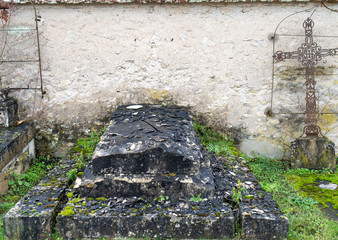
[67,128,106,182]
[0,155,60,203]
[194,123,247,159]
[194,122,338,240]
[71,127,106,159]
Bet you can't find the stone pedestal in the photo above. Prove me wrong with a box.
[291,137,336,171]
[0,89,18,127]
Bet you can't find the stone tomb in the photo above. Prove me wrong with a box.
[73,104,214,200]
[4,104,289,239]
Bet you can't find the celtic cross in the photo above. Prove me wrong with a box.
[274,18,338,137]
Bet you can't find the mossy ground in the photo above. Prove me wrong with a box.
[285,169,338,212]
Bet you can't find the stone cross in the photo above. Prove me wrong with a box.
[274,18,337,137]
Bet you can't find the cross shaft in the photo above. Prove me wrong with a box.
[274,18,337,137]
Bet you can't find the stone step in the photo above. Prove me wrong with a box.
[74,162,214,200]
[56,196,234,239]
[92,105,203,175]
[92,142,201,175]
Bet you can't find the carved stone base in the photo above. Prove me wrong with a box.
[291,138,336,171]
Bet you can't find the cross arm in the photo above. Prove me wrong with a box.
[273,50,299,62]
[320,48,338,57]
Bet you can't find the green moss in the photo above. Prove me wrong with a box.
[285,170,338,209]
[45,204,55,208]
[67,192,74,198]
[96,197,107,201]
[59,206,75,216]
[244,195,255,200]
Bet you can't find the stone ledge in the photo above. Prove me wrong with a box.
[74,162,214,200]
[3,156,76,240]
[56,196,234,239]
[0,122,35,194]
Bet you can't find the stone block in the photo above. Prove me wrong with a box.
[3,156,75,240]
[0,122,35,194]
[75,105,214,200]
[92,105,202,175]
[291,137,336,171]
[239,193,289,240]
[0,89,18,127]
[74,163,214,200]
[56,197,234,239]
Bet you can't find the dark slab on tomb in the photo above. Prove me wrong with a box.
[92,105,202,175]
[73,159,214,200]
[74,104,214,200]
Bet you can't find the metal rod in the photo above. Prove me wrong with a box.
[276,34,338,38]
[274,73,338,76]
[272,112,338,115]
[0,29,36,32]
[9,87,41,90]
[32,0,44,97]
[0,60,39,63]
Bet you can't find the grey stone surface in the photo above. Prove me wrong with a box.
[291,137,336,171]
[56,197,234,239]
[0,122,35,194]
[3,156,76,240]
[74,105,214,200]
[213,155,289,239]
[0,89,18,127]
[239,196,289,240]
[92,105,202,175]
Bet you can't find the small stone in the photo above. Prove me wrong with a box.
[126,105,143,109]
[318,183,337,190]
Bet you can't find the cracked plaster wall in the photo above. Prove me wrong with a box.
[2,2,338,157]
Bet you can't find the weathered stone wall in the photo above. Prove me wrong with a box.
[2,2,338,157]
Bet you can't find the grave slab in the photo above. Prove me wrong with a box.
[74,105,214,200]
